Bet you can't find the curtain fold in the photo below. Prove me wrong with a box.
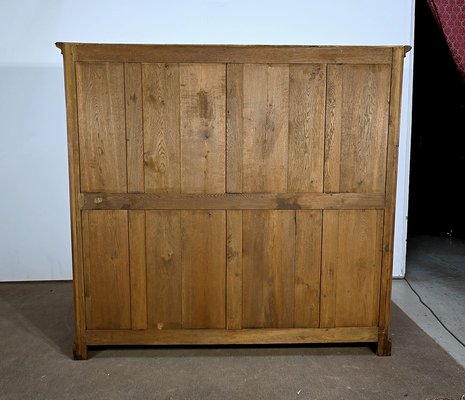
[427,0,465,80]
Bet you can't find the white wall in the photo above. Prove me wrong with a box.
[0,0,414,280]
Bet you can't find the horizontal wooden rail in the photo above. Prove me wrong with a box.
[86,327,378,345]
[79,192,385,210]
[56,43,395,64]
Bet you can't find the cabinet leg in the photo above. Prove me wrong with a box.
[73,341,88,360]
[376,332,392,356]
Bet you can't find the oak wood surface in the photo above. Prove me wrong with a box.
[142,63,180,193]
[85,326,378,345]
[242,211,295,328]
[58,43,409,357]
[80,192,385,210]
[82,211,131,330]
[146,211,182,329]
[60,43,88,360]
[124,63,144,193]
[62,43,395,64]
[377,47,406,356]
[76,62,127,192]
[181,211,226,329]
[128,210,147,329]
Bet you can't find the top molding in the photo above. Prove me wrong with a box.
[56,43,411,64]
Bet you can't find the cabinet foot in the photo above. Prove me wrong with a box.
[376,333,392,356]
[73,342,88,360]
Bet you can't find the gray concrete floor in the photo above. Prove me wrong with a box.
[1,280,465,399]
[393,235,465,367]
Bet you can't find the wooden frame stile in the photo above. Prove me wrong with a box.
[377,46,408,356]
[57,42,88,360]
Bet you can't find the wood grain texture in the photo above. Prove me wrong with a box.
[86,326,379,345]
[70,43,394,64]
[377,48,406,356]
[294,211,322,328]
[80,192,385,210]
[181,211,226,328]
[59,44,409,356]
[60,43,88,360]
[129,210,147,329]
[320,210,383,328]
[76,62,127,192]
[142,63,180,193]
[242,64,289,192]
[288,64,326,192]
[242,211,295,328]
[226,210,242,329]
[146,211,182,329]
[324,64,391,193]
[180,64,226,193]
[82,211,131,330]
[226,64,243,193]
[124,63,144,193]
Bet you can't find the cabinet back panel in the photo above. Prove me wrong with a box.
[58,44,407,357]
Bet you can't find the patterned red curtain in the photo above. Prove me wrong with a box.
[427,0,465,80]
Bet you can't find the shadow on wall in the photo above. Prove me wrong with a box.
[0,65,72,281]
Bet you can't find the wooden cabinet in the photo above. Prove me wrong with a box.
[57,43,409,359]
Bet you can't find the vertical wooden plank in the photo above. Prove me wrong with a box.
[242,211,295,328]
[182,210,226,329]
[76,62,127,192]
[82,210,131,330]
[180,64,226,193]
[142,63,181,193]
[288,64,326,192]
[242,64,289,193]
[226,64,243,193]
[146,210,182,329]
[334,210,383,327]
[324,65,343,194]
[324,64,390,193]
[60,43,87,359]
[339,64,390,192]
[320,210,383,328]
[226,210,242,329]
[320,210,338,328]
[378,47,406,356]
[294,210,322,328]
[125,63,144,193]
[129,210,147,329]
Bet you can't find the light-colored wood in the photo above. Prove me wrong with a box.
[294,211,322,328]
[377,47,406,356]
[320,210,384,328]
[60,43,88,360]
[142,63,180,193]
[58,43,409,357]
[146,211,182,329]
[226,210,243,329]
[226,64,243,193]
[80,192,385,210]
[128,210,147,329]
[325,64,391,193]
[181,211,226,328]
[66,43,393,64]
[86,326,378,345]
[124,63,144,193]
[82,211,131,330]
[242,64,289,192]
[242,211,295,328]
[288,64,326,192]
[180,64,226,193]
[76,62,127,192]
